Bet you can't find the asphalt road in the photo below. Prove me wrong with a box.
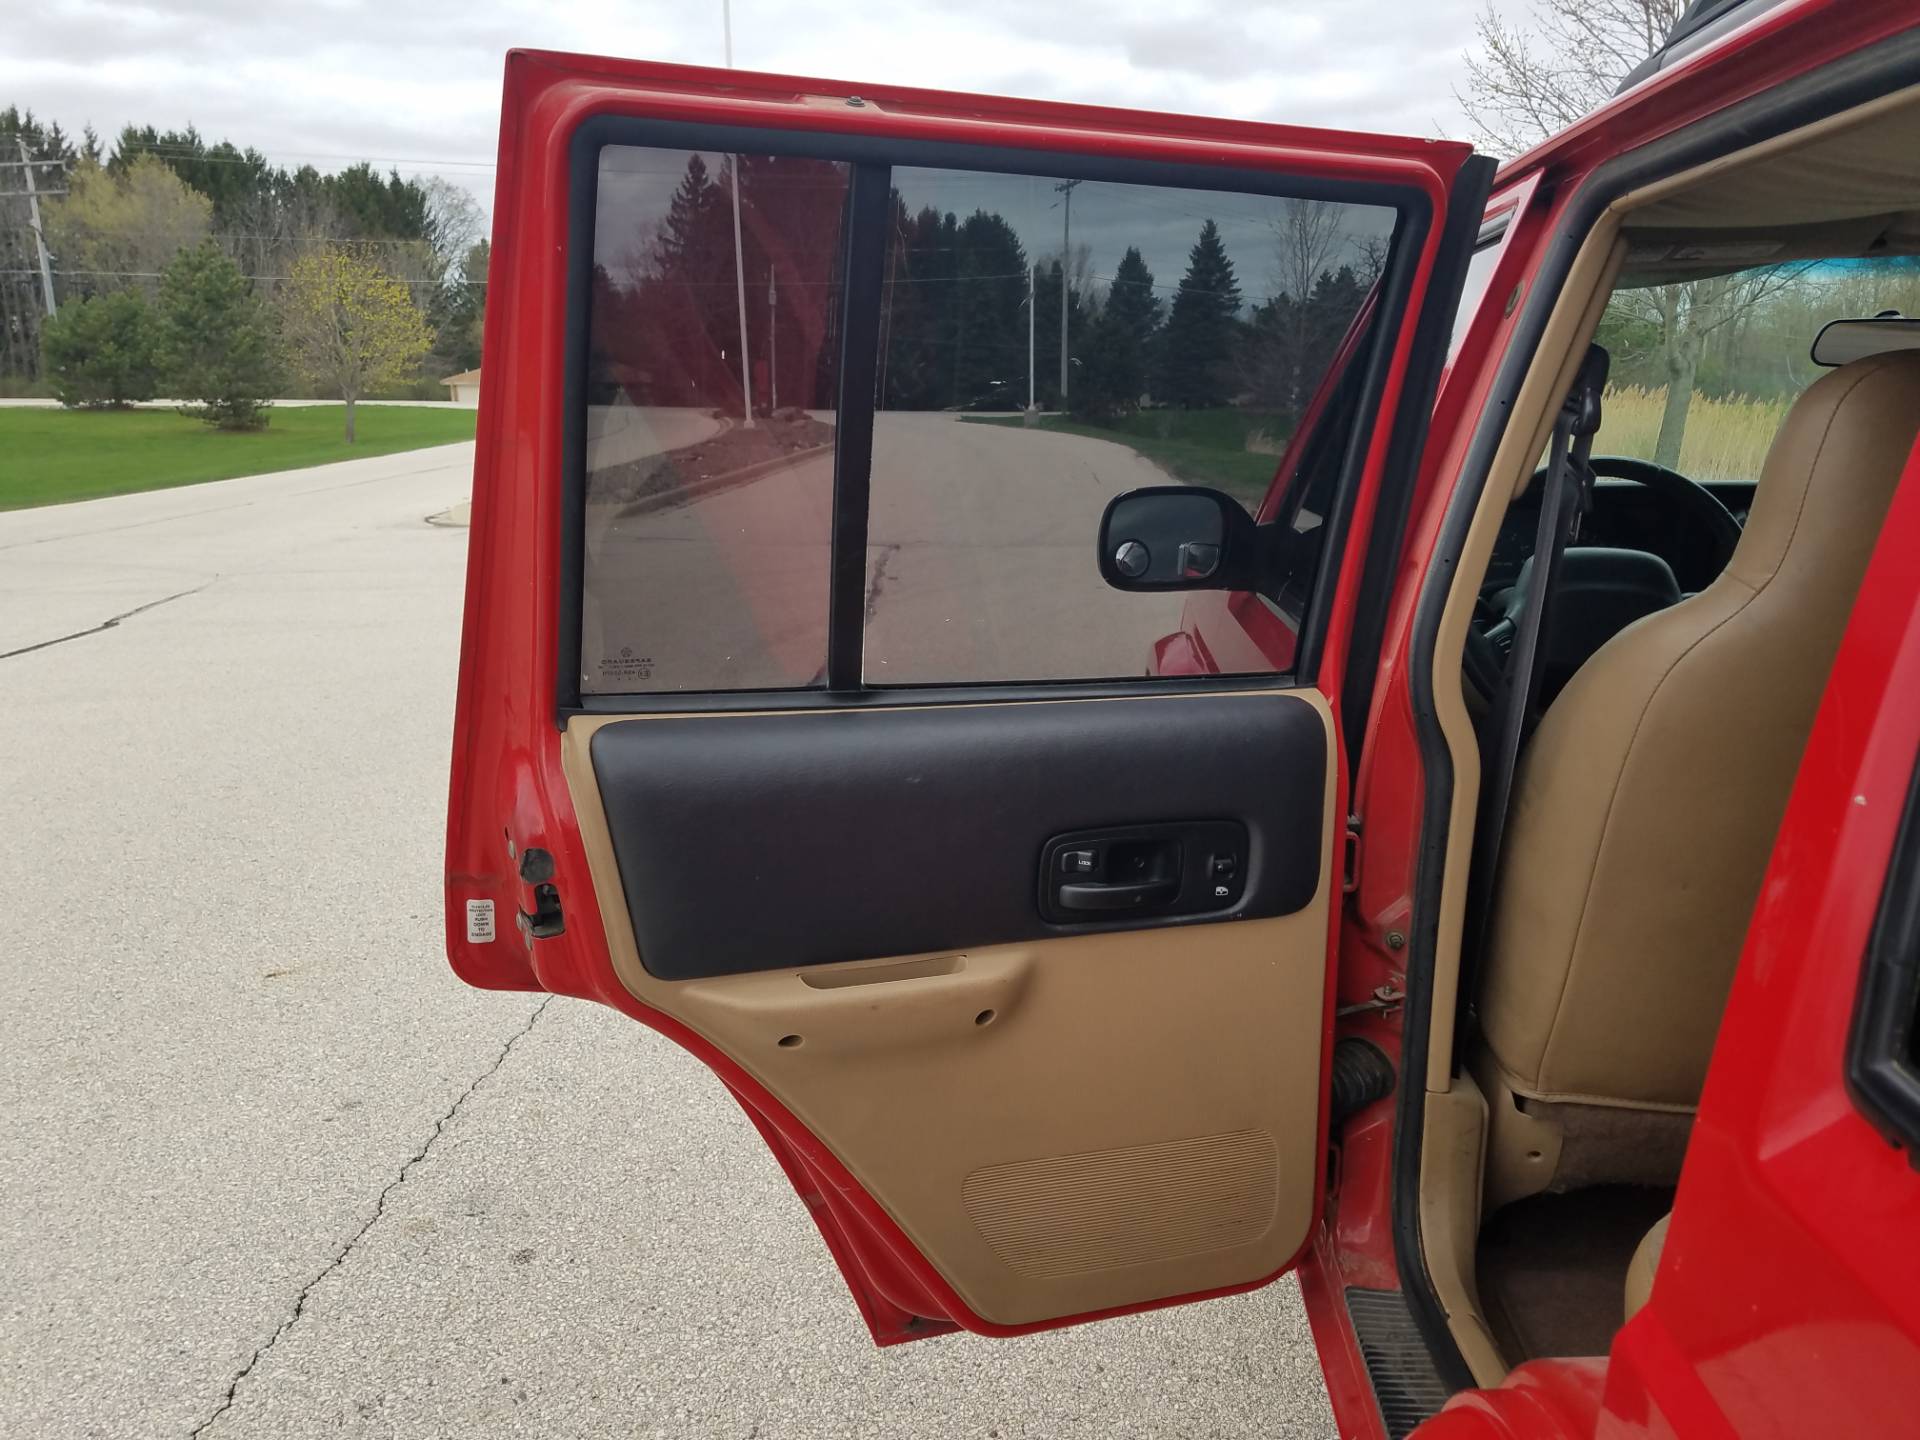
[1,434,1335,1438]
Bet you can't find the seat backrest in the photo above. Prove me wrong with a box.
[1478,351,1920,1110]
[1624,1212,1670,1321]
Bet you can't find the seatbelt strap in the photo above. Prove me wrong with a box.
[1457,344,1609,1039]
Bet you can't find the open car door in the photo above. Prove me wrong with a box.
[448,50,1489,1346]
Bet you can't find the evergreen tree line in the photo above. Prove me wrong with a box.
[590,153,1378,427]
[2,105,487,392]
[589,153,847,412]
[879,204,1374,423]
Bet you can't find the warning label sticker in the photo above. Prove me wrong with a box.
[465,898,496,944]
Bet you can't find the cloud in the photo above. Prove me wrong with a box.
[1,0,1487,218]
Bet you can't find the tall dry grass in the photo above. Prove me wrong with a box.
[1595,385,1790,483]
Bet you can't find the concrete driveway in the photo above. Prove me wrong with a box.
[581,412,1191,691]
[0,435,1334,1437]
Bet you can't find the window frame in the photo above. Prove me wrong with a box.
[559,115,1436,715]
[1446,216,1512,363]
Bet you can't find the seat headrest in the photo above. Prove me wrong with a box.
[1728,351,1920,593]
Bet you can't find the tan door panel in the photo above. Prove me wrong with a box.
[562,691,1337,1327]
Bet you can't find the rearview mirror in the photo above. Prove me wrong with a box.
[1811,313,1920,367]
[1097,486,1261,592]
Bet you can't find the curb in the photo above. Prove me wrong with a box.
[602,443,834,519]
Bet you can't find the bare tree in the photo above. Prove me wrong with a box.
[1274,198,1345,309]
[421,177,484,258]
[1456,0,1685,156]
[1456,0,1796,463]
[219,183,344,292]
[1037,241,1096,307]
[1355,233,1391,287]
[1268,198,1347,409]
[1605,264,1816,464]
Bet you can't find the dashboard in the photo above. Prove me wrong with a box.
[1484,472,1756,596]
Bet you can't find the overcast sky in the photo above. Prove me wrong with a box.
[5,0,1491,220]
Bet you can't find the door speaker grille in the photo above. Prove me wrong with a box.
[963,1130,1278,1278]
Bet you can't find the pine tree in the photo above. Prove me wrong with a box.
[1109,248,1161,338]
[1032,258,1088,410]
[656,154,716,272]
[880,197,948,410]
[948,210,1028,408]
[156,242,279,430]
[633,153,737,406]
[1240,293,1299,417]
[1078,246,1160,415]
[42,290,161,408]
[1304,264,1369,378]
[1158,220,1242,408]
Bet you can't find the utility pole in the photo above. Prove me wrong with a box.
[722,0,754,426]
[1027,262,1036,412]
[1053,179,1080,410]
[768,264,778,413]
[15,139,57,318]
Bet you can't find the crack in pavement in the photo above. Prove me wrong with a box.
[0,581,216,661]
[188,997,553,1439]
[863,543,901,627]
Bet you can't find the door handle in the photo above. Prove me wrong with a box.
[1056,877,1181,912]
[1039,821,1247,925]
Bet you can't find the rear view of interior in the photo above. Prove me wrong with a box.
[1432,91,1920,1371]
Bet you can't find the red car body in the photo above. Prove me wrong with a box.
[447,3,1920,1434]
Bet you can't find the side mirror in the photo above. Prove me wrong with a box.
[1097,486,1261,592]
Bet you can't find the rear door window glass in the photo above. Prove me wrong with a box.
[581,146,849,694]
[576,143,1400,695]
[862,167,1394,684]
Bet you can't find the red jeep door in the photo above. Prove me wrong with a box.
[447,50,1488,1345]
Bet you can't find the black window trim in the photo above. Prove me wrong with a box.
[557,113,1447,717]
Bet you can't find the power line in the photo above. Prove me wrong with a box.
[102,140,495,171]
[0,267,483,286]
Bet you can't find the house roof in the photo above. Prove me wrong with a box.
[443,369,482,385]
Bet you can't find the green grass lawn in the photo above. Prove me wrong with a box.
[963,408,1291,507]
[1,404,479,510]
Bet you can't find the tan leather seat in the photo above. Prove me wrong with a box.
[1624,1212,1669,1320]
[1479,352,1920,1135]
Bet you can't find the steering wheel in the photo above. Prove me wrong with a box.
[1479,454,1746,709]
[1585,455,1744,579]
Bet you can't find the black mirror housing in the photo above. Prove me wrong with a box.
[1097,486,1261,592]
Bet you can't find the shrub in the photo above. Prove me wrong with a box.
[41,291,160,408]
[157,242,279,430]
[1597,386,1791,483]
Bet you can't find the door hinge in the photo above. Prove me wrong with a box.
[1342,814,1362,894]
[1337,984,1405,1018]
[516,847,566,940]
